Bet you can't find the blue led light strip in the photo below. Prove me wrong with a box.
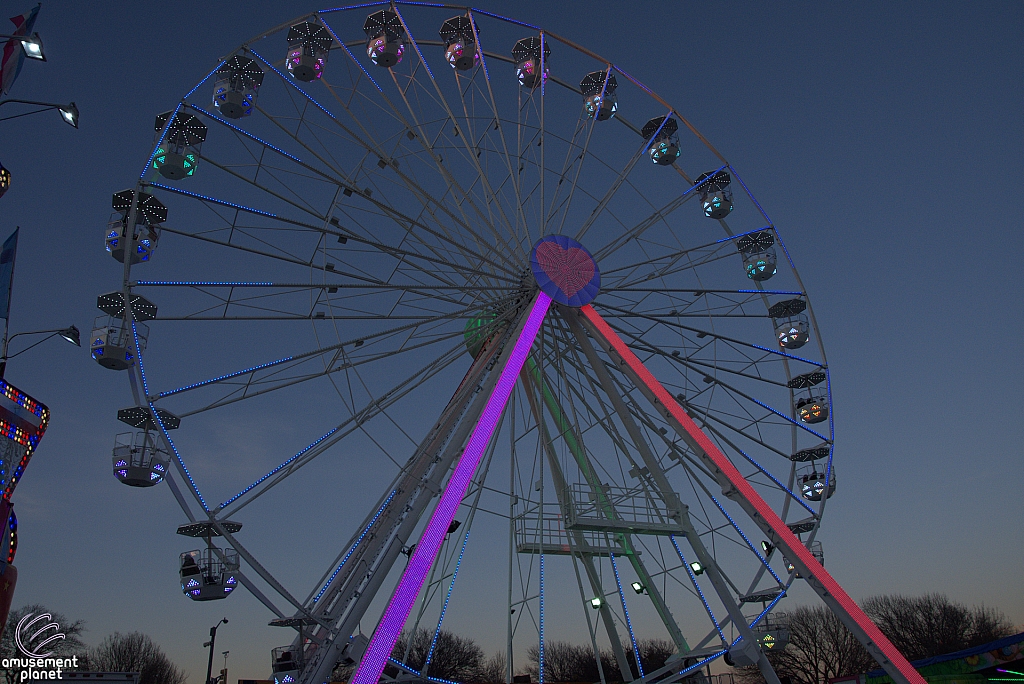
[313,490,397,603]
[319,1,389,12]
[708,493,784,585]
[669,535,726,645]
[424,530,471,669]
[219,427,340,509]
[132,320,208,511]
[189,104,303,163]
[727,166,776,235]
[749,343,823,366]
[609,552,644,680]
[249,49,339,121]
[148,183,277,217]
[386,657,459,684]
[736,449,817,516]
[714,225,775,244]
[185,60,227,100]
[158,355,294,398]
[679,650,727,677]
[319,17,383,93]
[747,590,787,629]
[748,395,830,442]
[391,7,434,80]
[539,551,545,684]
[466,8,542,31]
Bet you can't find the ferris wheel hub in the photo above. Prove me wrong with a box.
[530,235,600,307]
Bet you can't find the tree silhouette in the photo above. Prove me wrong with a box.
[90,631,187,684]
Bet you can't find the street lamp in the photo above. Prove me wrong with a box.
[0,99,79,128]
[0,33,45,61]
[204,618,228,684]
[0,325,79,377]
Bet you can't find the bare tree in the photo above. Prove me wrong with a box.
[388,629,484,682]
[737,606,874,684]
[526,641,606,683]
[739,594,1016,684]
[474,650,507,684]
[623,639,676,679]
[863,594,1015,662]
[0,604,87,684]
[91,632,187,684]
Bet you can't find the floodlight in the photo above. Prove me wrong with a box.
[58,102,79,128]
[760,541,774,555]
[19,33,44,61]
[630,581,645,595]
[590,597,602,609]
[689,561,704,576]
[58,325,81,347]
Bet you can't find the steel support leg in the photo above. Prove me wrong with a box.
[574,304,925,684]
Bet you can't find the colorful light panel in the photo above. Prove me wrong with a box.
[350,292,552,684]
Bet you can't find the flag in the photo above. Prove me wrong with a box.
[1,4,40,96]
[0,229,17,320]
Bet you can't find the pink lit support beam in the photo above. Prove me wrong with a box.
[576,304,925,684]
[351,292,553,684]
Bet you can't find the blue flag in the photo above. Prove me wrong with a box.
[0,229,18,320]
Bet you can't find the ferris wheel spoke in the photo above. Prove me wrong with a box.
[596,302,825,369]
[154,302,478,409]
[249,96,515,282]
[313,25,516,274]
[218,340,468,518]
[391,7,525,265]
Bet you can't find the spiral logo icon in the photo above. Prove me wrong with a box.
[15,613,65,658]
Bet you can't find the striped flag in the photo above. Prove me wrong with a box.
[0,229,17,321]
[1,4,40,96]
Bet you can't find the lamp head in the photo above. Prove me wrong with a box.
[59,102,79,129]
[58,325,80,347]
[630,581,645,595]
[19,33,44,61]
[689,561,704,576]
[590,597,602,609]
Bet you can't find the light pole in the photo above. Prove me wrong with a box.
[0,99,78,128]
[0,325,79,378]
[203,618,228,684]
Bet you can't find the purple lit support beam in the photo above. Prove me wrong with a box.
[351,292,552,684]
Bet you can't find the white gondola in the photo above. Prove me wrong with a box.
[112,432,169,487]
[91,316,147,371]
[179,548,239,601]
[798,464,836,500]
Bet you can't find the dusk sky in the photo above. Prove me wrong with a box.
[0,1,1021,683]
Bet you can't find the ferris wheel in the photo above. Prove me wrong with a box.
[94,5,923,684]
